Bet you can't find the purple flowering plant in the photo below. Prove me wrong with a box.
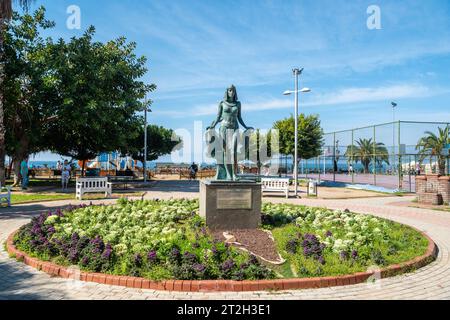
[13,199,275,281]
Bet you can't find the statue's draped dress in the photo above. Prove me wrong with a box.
[216,100,240,180]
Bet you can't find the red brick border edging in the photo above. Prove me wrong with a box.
[6,230,438,292]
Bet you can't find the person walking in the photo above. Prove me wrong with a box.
[61,160,71,191]
[189,162,198,180]
[20,158,29,190]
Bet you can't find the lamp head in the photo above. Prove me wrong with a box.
[292,67,304,75]
[391,102,397,107]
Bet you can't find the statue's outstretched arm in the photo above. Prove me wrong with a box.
[207,102,223,129]
[237,102,253,131]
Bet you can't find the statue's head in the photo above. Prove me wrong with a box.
[224,85,238,102]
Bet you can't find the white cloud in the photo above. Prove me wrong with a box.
[304,84,436,107]
[189,99,293,116]
[156,98,292,117]
[156,83,444,117]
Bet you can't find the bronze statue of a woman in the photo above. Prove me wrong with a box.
[206,85,253,180]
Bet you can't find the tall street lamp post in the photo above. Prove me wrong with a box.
[283,68,310,197]
[143,97,151,183]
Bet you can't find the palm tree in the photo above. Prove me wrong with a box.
[0,0,34,185]
[345,138,390,174]
[416,126,449,175]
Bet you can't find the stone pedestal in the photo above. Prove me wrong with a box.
[199,180,261,230]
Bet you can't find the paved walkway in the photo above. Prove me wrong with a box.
[1,181,450,300]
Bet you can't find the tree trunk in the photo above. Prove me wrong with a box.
[363,160,370,174]
[11,134,29,186]
[12,157,21,186]
[438,157,446,176]
[7,158,12,179]
[0,19,6,186]
[81,159,86,177]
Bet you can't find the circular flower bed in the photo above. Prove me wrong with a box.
[12,199,430,283]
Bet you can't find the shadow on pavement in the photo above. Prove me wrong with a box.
[0,260,67,300]
[0,203,75,220]
[148,179,200,193]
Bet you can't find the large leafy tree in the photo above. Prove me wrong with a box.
[273,114,323,161]
[3,8,55,184]
[416,126,449,175]
[345,138,389,173]
[0,0,35,184]
[246,129,273,172]
[122,124,182,165]
[43,26,155,175]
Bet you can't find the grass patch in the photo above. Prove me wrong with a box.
[2,179,76,188]
[8,191,145,204]
[431,207,450,213]
[369,190,409,197]
[11,193,73,204]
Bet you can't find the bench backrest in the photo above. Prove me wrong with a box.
[261,178,289,188]
[76,177,109,189]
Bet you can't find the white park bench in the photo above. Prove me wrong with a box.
[261,178,290,198]
[76,177,112,200]
[0,184,11,207]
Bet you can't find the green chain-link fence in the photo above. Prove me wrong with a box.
[294,121,449,192]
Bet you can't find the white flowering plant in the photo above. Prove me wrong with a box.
[262,203,429,277]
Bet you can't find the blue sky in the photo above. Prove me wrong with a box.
[26,0,450,162]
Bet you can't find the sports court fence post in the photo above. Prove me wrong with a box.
[409,154,412,193]
[398,121,402,190]
[373,125,377,186]
[333,132,336,182]
[351,129,354,184]
[447,123,450,176]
